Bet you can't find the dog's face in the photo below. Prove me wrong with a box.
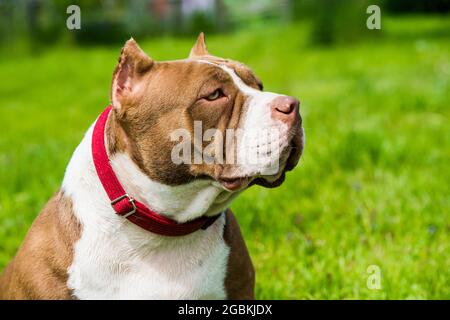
[110,34,303,195]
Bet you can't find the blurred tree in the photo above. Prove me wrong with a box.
[124,0,160,38]
[171,0,183,34]
[384,0,450,14]
[307,0,383,46]
[0,0,17,45]
[26,0,64,44]
[55,0,128,45]
[309,0,339,46]
[186,10,216,35]
[215,0,228,32]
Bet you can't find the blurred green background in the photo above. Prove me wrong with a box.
[0,0,449,299]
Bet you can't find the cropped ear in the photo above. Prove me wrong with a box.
[111,38,154,110]
[189,32,209,58]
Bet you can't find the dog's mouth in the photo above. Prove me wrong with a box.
[217,127,304,191]
[217,176,252,191]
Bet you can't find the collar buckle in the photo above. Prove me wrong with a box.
[111,193,137,218]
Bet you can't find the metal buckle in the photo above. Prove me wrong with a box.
[111,193,136,218]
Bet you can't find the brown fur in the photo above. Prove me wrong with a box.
[223,209,255,299]
[0,191,81,299]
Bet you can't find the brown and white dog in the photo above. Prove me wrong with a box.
[0,34,304,299]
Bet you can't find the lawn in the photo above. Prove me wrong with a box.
[0,15,449,299]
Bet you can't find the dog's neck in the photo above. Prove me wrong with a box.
[63,118,236,228]
[109,152,234,223]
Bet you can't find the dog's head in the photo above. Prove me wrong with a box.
[109,34,304,212]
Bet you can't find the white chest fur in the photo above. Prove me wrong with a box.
[62,124,230,299]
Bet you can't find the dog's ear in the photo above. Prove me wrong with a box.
[111,38,154,110]
[189,32,209,58]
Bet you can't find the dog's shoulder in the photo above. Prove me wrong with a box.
[223,209,255,299]
[0,191,81,299]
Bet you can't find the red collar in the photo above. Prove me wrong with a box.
[91,106,221,236]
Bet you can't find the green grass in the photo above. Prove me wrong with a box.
[1,15,449,299]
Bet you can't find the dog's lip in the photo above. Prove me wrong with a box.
[216,146,295,191]
[218,171,284,191]
[218,177,250,191]
[250,172,286,188]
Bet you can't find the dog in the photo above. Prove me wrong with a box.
[0,33,304,299]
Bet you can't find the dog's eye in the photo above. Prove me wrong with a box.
[205,89,223,101]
